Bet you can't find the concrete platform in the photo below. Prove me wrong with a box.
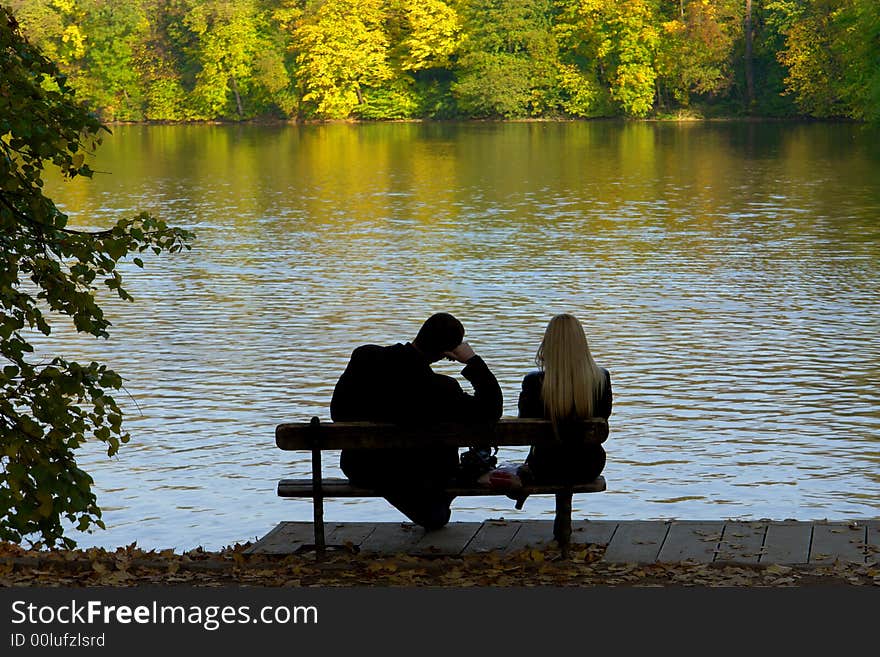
[247,519,880,564]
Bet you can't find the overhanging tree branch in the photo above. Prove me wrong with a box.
[1,7,193,548]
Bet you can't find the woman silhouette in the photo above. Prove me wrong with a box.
[518,313,612,486]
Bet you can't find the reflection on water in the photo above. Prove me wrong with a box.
[39,122,880,550]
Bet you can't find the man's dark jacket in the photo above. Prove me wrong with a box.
[330,342,503,488]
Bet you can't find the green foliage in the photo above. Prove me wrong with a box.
[0,7,192,546]
[453,0,558,118]
[836,0,880,121]
[78,1,148,121]
[411,73,459,119]
[453,52,535,118]
[9,0,149,121]
[8,0,83,69]
[364,0,462,119]
[355,79,420,119]
[554,0,608,117]
[734,0,798,117]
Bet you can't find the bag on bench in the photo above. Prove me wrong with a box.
[477,462,533,509]
[457,446,498,484]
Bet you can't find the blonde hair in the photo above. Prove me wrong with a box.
[536,313,605,423]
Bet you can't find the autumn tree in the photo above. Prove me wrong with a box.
[369,0,462,119]
[0,8,192,547]
[731,0,792,115]
[250,1,300,117]
[556,0,662,117]
[773,0,850,117]
[655,0,741,110]
[291,0,392,119]
[391,0,461,72]
[9,0,148,121]
[7,0,83,69]
[180,0,294,120]
[554,0,612,117]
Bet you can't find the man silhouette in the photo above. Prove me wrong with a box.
[330,313,502,529]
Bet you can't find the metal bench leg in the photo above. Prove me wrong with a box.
[309,417,326,559]
[312,446,325,557]
[554,490,572,558]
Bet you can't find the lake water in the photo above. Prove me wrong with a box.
[40,121,880,551]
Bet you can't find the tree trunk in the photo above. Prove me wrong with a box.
[744,0,755,110]
[230,76,244,119]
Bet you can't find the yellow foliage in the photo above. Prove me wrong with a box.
[61,25,85,59]
[51,0,77,13]
[663,20,685,35]
[399,0,462,71]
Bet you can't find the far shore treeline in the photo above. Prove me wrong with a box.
[8,0,880,123]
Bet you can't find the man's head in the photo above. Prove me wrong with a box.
[413,312,465,362]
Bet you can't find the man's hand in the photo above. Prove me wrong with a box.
[444,341,476,363]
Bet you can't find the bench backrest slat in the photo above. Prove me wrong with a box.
[275,417,608,450]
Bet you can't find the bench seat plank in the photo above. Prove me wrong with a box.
[276,418,608,450]
[277,476,606,497]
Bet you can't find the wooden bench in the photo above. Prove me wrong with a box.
[275,416,608,556]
